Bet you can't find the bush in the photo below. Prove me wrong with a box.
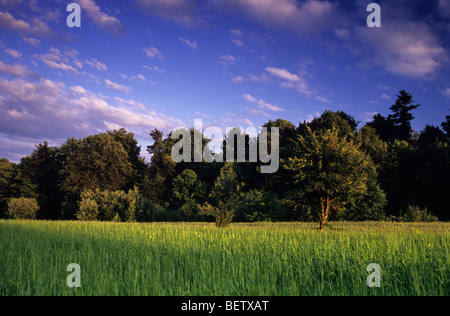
[235,190,285,222]
[76,198,99,221]
[7,198,39,220]
[136,195,184,222]
[400,205,438,222]
[77,187,139,222]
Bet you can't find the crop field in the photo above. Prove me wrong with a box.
[0,220,448,296]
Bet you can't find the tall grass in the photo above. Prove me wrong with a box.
[0,220,448,296]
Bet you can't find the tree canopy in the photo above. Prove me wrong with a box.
[1,91,448,226]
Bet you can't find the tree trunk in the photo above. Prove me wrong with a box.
[319,196,330,232]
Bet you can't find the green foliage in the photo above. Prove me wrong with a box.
[235,189,285,222]
[395,205,439,223]
[77,198,99,221]
[442,115,450,139]
[0,158,14,217]
[198,163,241,227]
[172,169,206,217]
[7,198,39,220]
[357,126,388,167]
[303,110,358,139]
[1,103,448,223]
[61,133,133,196]
[76,187,139,222]
[16,142,64,220]
[388,90,421,142]
[418,125,447,148]
[368,90,421,143]
[107,128,146,189]
[136,194,184,222]
[145,129,176,206]
[284,127,375,231]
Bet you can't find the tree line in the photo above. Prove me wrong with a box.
[0,90,449,228]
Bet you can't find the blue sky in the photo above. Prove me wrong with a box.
[1,0,450,162]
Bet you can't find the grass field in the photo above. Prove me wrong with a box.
[0,220,448,296]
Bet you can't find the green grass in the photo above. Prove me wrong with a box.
[0,220,448,296]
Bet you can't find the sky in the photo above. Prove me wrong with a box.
[1,0,450,162]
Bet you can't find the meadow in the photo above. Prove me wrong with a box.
[0,220,448,296]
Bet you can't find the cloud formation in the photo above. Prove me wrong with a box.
[243,94,285,112]
[144,47,166,60]
[136,0,198,25]
[211,0,343,35]
[78,0,123,35]
[0,10,55,37]
[104,79,132,93]
[0,74,184,160]
[356,20,448,78]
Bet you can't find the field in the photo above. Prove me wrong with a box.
[0,220,448,296]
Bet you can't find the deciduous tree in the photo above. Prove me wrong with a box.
[284,127,373,231]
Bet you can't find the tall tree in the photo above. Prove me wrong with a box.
[107,128,146,189]
[284,127,373,231]
[172,169,207,218]
[357,126,388,167]
[0,158,14,217]
[366,113,396,143]
[60,133,132,218]
[388,90,421,142]
[442,115,450,140]
[145,129,176,206]
[302,110,359,139]
[418,125,447,147]
[198,163,241,227]
[18,142,64,219]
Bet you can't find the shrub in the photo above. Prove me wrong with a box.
[77,187,139,222]
[7,198,39,220]
[76,198,99,221]
[136,195,184,222]
[235,189,285,222]
[400,205,438,222]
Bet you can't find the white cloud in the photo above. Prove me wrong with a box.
[0,0,23,8]
[131,74,146,82]
[362,112,379,123]
[266,66,317,97]
[356,21,448,79]
[0,10,55,38]
[211,0,342,36]
[144,47,165,60]
[70,86,88,95]
[179,38,198,50]
[265,67,300,82]
[0,60,39,79]
[0,76,184,154]
[85,58,108,71]
[4,48,22,58]
[230,38,245,47]
[315,96,331,103]
[136,0,197,25]
[442,88,450,98]
[22,37,40,47]
[142,65,165,73]
[104,79,132,93]
[230,28,243,37]
[217,54,236,66]
[246,107,270,117]
[232,72,272,84]
[78,0,122,35]
[39,47,80,73]
[381,94,391,100]
[243,94,285,112]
